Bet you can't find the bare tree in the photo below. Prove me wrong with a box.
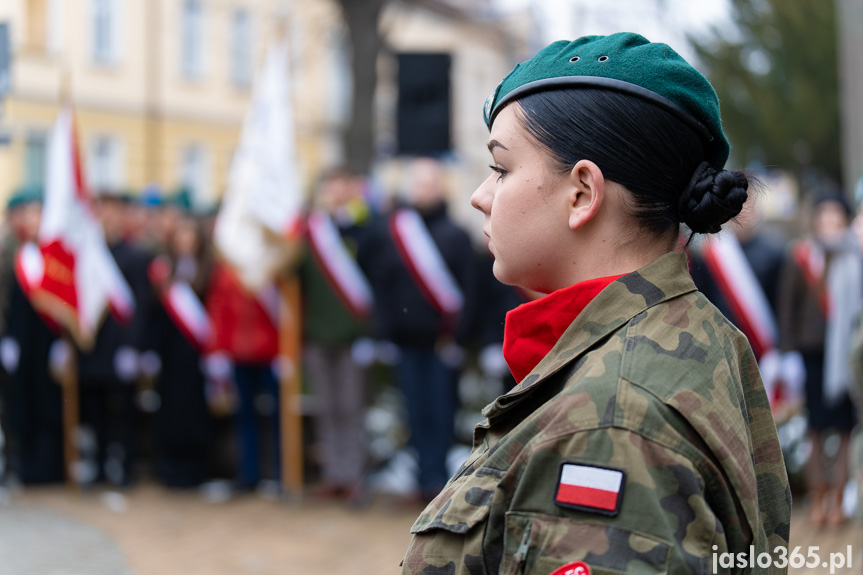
[337,0,389,176]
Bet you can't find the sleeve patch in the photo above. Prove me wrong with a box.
[554,462,625,517]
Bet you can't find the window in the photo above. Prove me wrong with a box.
[24,132,47,187]
[179,144,210,208]
[88,135,125,192]
[181,0,203,79]
[231,9,251,88]
[92,0,119,65]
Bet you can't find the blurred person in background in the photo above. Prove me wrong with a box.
[77,190,153,486]
[301,168,381,503]
[375,157,476,502]
[779,194,862,527]
[147,210,214,487]
[129,185,166,255]
[0,187,65,484]
[690,196,802,414]
[206,258,281,493]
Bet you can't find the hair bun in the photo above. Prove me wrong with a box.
[678,161,748,234]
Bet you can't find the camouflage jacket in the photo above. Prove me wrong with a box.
[401,252,791,575]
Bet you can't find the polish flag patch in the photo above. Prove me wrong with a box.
[554,462,625,516]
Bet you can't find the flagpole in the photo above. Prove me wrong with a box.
[278,274,303,498]
[57,70,81,495]
[60,336,80,493]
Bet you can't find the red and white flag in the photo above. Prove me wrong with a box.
[307,210,373,319]
[554,463,624,516]
[700,232,777,359]
[390,208,463,315]
[21,107,134,349]
[214,39,303,292]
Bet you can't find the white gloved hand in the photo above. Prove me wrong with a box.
[479,343,509,378]
[375,341,400,366]
[439,342,465,369]
[48,339,72,374]
[203,352,233,381]
[351,338,377,367]
[781,351,806,402]
[113,346,140,383]
[138,350,162,378]
[0,337,20,374]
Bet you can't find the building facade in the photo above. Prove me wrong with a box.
[0,0,528,222]
[0,0,348,211]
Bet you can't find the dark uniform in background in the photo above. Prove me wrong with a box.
[77,238,152,485]
[374,198,476,500]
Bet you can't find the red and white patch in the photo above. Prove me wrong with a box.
[549,561,591,575]
[554,462,624,516]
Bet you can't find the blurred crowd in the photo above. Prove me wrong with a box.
[1,157,862,525]
[0,157,522,506]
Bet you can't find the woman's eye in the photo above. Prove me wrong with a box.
[488,164,506,181]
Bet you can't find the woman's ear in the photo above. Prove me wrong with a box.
[567,160,605,231]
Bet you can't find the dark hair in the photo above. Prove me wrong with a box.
[515,89,749,236]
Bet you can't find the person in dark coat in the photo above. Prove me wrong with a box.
[77,191,153,486]
[0,189,65,484]
[148,211,214,487]
[373,158,477,501]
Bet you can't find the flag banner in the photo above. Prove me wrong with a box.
[14,242,44,297]
[214,39,303,292]
[700,231,777,359]
[554,463,624,516]
[25,107,134,350]
[307,210,373,319]
[149,259,213,351]
[390,208,463,315]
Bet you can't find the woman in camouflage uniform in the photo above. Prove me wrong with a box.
[401,33,791,575]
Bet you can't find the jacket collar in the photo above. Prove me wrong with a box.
[482,251,697,420]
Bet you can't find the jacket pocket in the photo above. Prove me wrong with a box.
[501,512,671,575]
[403,468,504,575]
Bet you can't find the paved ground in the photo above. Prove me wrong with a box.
[4,484,418,575]
[1,483,861,575]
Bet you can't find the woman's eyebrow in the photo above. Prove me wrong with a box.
[487,139,509,153]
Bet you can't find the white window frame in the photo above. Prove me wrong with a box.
[91,0,122,66]
[181,0,204,80]
[88,134,126,192]
[179,143,210,208]
[231,9,252,88]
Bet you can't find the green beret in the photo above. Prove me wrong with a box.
[168,187,192,211]
[483,33,730,170]
[6,184,43,211]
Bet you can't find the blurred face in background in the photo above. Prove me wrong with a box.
[158,205,182,249]
[171,215,201,258]
[727,195,762,243]
[10,202,42,243]
[124,202,149,244]
[813,200,849,245]
[407,158,447,211]
[317,173,355,213]
[96,197,126,244]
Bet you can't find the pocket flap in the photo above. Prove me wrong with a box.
[410,467,503,535]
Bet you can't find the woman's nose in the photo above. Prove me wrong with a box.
[470,180,490,214]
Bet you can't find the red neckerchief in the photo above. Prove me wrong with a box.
[503,274,625,383]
